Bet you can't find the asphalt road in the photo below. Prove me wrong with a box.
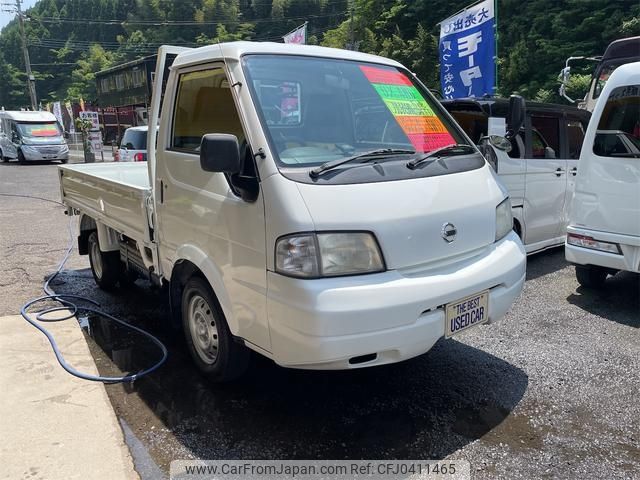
[1,160,638,479]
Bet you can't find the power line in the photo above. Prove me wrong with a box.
[29,10,347,26]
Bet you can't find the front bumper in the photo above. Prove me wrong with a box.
[565,226,640,273]
[266,231,526,369]
[21,146,69,161]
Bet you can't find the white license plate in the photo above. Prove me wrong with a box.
[445,290,489,338]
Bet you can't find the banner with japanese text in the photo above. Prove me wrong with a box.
[439,0,495,99]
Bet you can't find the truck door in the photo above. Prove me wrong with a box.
[154,63,269,351]
[523,113,567,246]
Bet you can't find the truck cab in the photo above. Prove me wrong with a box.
[566,62,640,287]
[0,110,69,164]
[442,98,591,254]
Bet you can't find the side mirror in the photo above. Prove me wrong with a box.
[12,133,19,143]
[200,133,242,174]
[544,146,556,159]
[488,135,512,153]
[64,131,70,139]
[506,94,525,139]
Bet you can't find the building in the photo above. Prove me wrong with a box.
[95,54,174,143]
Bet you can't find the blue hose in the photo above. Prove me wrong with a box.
[1,192,168,384]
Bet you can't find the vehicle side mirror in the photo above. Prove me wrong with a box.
[200,133,242,174]
[506,95,525,139]
[12,133,19,143]
[544,146,556,159]
[64,131,70,139]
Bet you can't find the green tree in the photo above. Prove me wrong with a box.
[67,44,117,101]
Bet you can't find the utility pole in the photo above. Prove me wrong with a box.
[16,0,38,110]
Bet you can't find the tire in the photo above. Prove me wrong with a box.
[181,277,249,382]
[17,150,26,165]
[0,149,7,162]
[60,158,68,164]
[575,265,608,289]
[87,231,120,290]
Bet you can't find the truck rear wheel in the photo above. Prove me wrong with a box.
[88,231,120,290]
[575,265,608,289]
[181,277,249,382]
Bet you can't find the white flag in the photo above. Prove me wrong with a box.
[283,23,307,44]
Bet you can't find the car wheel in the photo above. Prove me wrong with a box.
[575,265,608,289]
[87,231,120,290]
[17,150,26,165]
[181,277,249,382]
[0,149,7,162]
[60,158,68,164]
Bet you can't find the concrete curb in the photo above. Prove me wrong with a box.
[0,314,139,480]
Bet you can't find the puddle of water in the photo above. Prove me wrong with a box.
[78,313,165,379]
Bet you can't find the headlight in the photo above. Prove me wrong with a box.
[275,232,385,278]
[495,197,513,242]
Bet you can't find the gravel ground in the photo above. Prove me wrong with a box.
[1,161,638,479]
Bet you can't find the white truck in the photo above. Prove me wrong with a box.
[565,61,640,287]
[58,43,526,381]
[0,110,69,164]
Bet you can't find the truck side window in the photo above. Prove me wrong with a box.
[593,84,640,157]
[531,130,547,158]
[172,67,245,153]
[531,115,559,159]
[567,119,585,159]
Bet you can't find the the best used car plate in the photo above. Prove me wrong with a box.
[445,290,489,337]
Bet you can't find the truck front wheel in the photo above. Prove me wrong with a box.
[88,231,120,290]
[181,277,249,382]
[575,265,608,289]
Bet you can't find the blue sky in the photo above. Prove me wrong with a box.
[0,0,38,30]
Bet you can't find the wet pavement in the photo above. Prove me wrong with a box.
[2,161,639,479]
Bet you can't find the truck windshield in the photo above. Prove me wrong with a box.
[242,55,466,167]
[17,122,62,137]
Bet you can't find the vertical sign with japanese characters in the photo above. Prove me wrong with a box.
[439,0,495,99]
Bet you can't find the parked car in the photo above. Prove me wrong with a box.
[441,98,591,254]
[0,110,69,164]
[566,62,640,287]
[116,125,156,162]
[58,42,526,381]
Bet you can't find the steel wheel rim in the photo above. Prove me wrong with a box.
[188,294,219,365]
[90,239,103,279]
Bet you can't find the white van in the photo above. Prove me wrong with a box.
[58,43,526,380]
[566,62,640,287]
[0,110,69,164]
[443,98,591,254]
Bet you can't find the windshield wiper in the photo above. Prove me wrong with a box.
[309,148,415,178]
[406,144,476,170]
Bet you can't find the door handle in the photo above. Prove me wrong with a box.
[555,168,564,177]
[570,167,577,176]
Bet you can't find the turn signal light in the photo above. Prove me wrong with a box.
[567,233,621,254]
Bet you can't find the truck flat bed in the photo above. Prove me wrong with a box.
[58,163,152,242]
